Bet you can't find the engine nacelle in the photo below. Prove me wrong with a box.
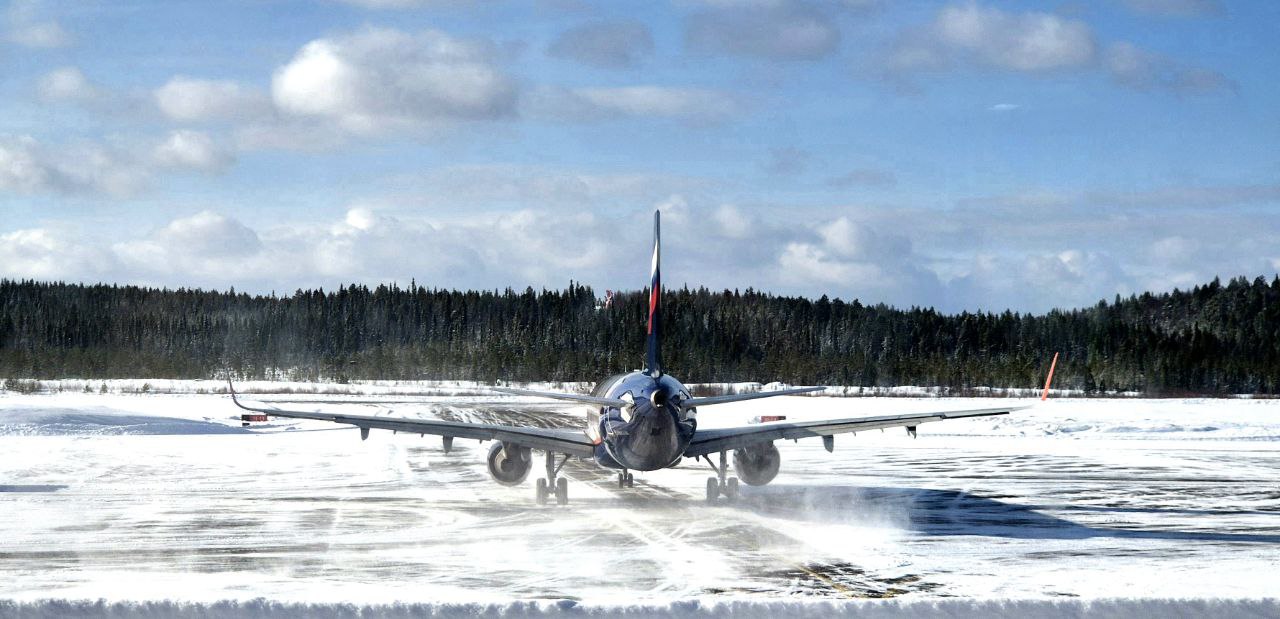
[733,442,781,486]
[486,441,531,486]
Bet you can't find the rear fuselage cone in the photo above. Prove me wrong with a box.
[588,372,696,471]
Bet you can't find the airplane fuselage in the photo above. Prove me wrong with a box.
[586,372,697,471]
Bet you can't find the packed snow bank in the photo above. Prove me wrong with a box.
[0,598,1274,618]
[2,392,1276,603]
[3,389,1278,441]
[710,396,1280,442]
[0,378,592,397]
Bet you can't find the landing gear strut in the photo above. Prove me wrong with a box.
[703,451,739,502]
[536,451,571,506]
[617,470,634,488]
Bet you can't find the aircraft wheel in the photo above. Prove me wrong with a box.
[726,477,739,500]
[618,472,627,488]
[555,477,569,505]
[706,477,719,502]
[625,473,634,488]
[535,478,548,505]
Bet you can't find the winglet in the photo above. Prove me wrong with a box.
[1040,352,1059,401]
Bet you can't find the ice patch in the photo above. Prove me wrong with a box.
[0,409,248,436]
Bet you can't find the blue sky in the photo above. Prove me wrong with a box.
[2,0,1277,312]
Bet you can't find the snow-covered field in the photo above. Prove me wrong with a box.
[1,386,1277,616]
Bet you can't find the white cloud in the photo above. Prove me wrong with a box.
[580,86,736,119]
[391,164,707,208]
[686,0,841,61]
[343,207,380,231]
[989,103,1020,112]
[113,212,265,282]
[36,66,98,103]
[152,130,234,173]
[1146,236,1198,264]
[762,147,808,176]
[271,26,517,134]
[713,204,753,239]
[0,227,117,280]
[62,143,150,196]
[152,211,262,259]
[0,136,53,193]
[888,2,1095,73]
[1,131,240,197]
[0,135,146,197]
[154,77,271,122]
[547,20,654,69]
[8,196,1280,313]
[233,120,350,152]
[779,242,883,285]
[526,85,738,121]
[1086,183,1280,208]
[772,216,942,306]
[1104,41,1233,94]
[5,0,70,48]
[879,2,1231,95]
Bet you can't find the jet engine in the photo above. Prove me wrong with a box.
[486,441,531,486]
[732,442,781,486]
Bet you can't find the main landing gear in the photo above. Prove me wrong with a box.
[536,451,571,506]
[703,451,739,502]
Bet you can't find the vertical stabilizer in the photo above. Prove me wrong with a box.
[645,210,662,377]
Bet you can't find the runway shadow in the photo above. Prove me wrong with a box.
[737,484,1280,545]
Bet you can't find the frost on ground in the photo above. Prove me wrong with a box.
[0,386,1277,611]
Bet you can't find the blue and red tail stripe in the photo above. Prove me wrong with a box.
[645,210,662,377]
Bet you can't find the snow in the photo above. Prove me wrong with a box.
[1,385,1277,613]
[0,598,1277,618]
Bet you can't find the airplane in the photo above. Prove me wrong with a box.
[230,210,1056,505]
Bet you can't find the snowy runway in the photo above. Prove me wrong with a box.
[1,388,1278,605]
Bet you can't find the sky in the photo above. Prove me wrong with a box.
[1,0,1277,313]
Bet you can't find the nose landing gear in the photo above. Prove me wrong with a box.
[703,451,739,502]
[617,470,634,488]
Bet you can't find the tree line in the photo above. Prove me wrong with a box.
[2,275,1278,394]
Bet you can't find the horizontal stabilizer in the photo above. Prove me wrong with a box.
[491,387,629,408]
[685,386,825,408]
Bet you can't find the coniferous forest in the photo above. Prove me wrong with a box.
[2,275,1279,395]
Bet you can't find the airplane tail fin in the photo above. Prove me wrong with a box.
[645,210,662,377]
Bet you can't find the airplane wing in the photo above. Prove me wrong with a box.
[229,382,597,457]
[684,404,1029,458]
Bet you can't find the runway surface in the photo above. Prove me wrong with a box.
[1,388,1277,604]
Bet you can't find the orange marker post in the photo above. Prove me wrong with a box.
[1041,352,1060,401]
